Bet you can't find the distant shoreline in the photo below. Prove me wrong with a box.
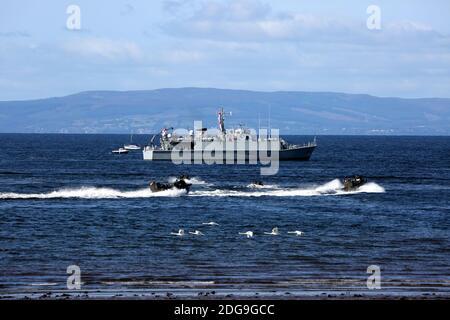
[0,133,449,137]
[1,88,448,135]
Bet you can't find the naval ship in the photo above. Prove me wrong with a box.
[142,108,316,162]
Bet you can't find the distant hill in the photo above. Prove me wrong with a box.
[0,88,449,134]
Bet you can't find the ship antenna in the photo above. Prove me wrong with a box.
[258,112,261,138]
[218,107,232,134]
[218,107,224,133]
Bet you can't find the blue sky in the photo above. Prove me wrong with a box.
[1,0,450,100]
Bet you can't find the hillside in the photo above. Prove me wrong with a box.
[0,88,449,134]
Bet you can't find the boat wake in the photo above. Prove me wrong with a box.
[168,176,207,185]
[0,179,384,200]
[191,179,385,197]
[246,183,280,189]
[0,187,187,199]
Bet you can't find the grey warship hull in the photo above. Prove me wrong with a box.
[143,108,316,162]
[143,145,316,161]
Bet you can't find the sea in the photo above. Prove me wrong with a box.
[0,134,449,298]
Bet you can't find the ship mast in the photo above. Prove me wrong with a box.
[218,107,231,134]
[218,108,224,133]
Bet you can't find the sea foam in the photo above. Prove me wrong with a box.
[191,179,385,197]
[0,186,186,199]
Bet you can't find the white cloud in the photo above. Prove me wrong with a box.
[194,0,270,21]
[0,31,31,38]
[162,0,449,47]
[63,37,143,61]
[120,4,135,16]
[387,20,433,32]
[163,50,205,63]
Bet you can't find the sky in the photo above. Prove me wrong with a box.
[1,0,450,100]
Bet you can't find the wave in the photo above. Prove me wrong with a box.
[191,179,385,197]
[0,179,384,200]
[31,282,58,286]
[0,186,187,199]
[101,280,215,286]
[246,183,280,189]
[0,171,22,175]
[168,176,207,185]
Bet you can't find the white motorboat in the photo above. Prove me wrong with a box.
[112,148,129,154]
[124,134,141,150]
[124,144,140,150]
